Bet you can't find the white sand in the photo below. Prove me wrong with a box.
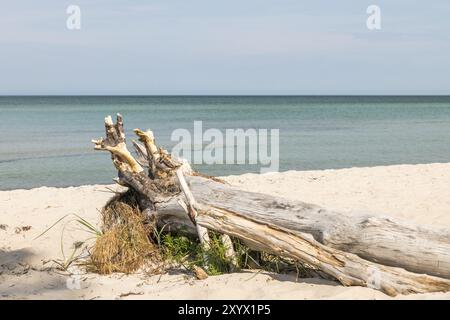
[1,163,450,300]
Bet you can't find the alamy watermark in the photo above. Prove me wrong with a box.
[66,5,81,30]
[366,5,381,30]
[66,266,82,290]
[65,5,381,32]
[170,122,279,173]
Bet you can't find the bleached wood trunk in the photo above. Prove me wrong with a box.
[149,176,450,296]
[196,203,450,296]
[154,176,450,280]
[92,114,450,296]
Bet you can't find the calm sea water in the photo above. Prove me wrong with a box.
[1,96,450,190]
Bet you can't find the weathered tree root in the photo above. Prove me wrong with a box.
[92,114,450,296]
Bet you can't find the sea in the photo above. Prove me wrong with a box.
[1,95,450,190]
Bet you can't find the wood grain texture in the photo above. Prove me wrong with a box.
[154,175,450,280]
[93,114,450,296]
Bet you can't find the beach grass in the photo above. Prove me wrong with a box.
[86,189,312,278]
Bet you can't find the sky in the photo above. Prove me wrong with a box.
[0,0,449,95]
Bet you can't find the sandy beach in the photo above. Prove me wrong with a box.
[1,163,450,300]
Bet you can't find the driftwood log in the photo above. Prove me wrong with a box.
[92,114,450,296]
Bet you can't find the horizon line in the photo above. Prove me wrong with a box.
[1,94,450,97]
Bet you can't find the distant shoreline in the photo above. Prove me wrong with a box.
[2,94,450,97]
[1,162,449,192]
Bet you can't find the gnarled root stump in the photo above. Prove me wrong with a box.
[92,114,450,296]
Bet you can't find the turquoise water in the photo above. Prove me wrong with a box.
[1,96,450,190]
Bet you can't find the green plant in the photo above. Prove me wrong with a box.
[35,213,102,271]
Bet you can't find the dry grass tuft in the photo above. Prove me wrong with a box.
[89,190,162,274]
[88,190,313,279]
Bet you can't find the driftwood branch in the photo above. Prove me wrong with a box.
[92,115,143,174]
[92,114,450,296]
[196,203,450,296]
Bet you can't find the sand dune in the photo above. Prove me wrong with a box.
[1,163,450,300]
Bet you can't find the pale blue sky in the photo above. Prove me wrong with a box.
[1,1,449,95]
